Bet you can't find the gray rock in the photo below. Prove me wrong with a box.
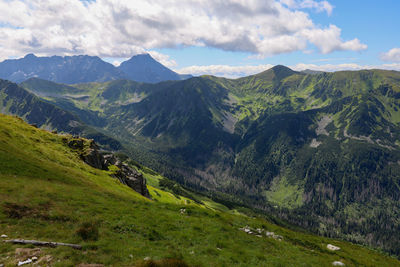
[113,161,150,198]
[103,153,117,166]
[332,261,345,266]
[327,244,341,251]
[67,138,84,150]
[80,148,107,170]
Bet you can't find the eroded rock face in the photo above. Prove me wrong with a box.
[113,160,150,198]
[80,141,108,170]
[65,137,150,198]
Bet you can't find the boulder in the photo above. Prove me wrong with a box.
[327,244,341,251]
[332,261,345,266]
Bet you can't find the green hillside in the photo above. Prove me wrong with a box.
[0,114,398,266]
[18,67,400,255]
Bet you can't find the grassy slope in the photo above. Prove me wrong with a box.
[0,114,399,266]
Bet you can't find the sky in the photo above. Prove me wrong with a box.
[0,0,399,78]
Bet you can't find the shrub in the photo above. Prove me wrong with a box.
[135,258,189,267]
[76,222,99,241]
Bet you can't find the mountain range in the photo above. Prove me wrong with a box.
[0,53,191,84]
[1,59,400,257]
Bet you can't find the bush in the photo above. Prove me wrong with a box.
[76,222,99,241]
[135,258,189,267]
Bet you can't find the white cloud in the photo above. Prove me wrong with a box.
[177,64,274,78]
[381,48,400,62]
[176,63,400,78]
[0,0,365,61]
[301,25,367,54]
[148,51,177,68]
[281,0,333,15]
[112,59,124,67]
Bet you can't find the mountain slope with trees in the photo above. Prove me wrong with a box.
[2,113,398,266]
[18,66,400,255]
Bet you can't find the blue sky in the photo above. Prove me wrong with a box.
[0,0,399,77]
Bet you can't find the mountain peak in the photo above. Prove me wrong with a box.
[24,53,37,59]
[118,53,184,83]
[125,53,158,64]
[271,65,293,72]
[255,65,298,81]
[133,53,152,58]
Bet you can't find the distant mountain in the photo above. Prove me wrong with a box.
[21,77,80,96]
[0,53,192,84]
[253,65,301,81]
[301,69,325,75]
[0,79,121,150]
[0,54,126,83]
[118,53,191,83]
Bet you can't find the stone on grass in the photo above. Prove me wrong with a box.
[15,248,41,261]
[327,244,341,251]
[332,261,345,266]
[18,259,33,266]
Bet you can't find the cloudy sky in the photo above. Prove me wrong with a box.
[0,0,399,77]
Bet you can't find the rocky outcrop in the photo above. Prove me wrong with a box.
[65,137,150,198]
[112,160,150,198]
[66,138,107,170]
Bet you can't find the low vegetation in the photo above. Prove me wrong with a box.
[0,114,399,266]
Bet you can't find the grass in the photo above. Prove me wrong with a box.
[265,176,304,209]
[0,113,399,266]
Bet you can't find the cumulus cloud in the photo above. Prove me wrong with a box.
[148,51,177,68]
[301,25,367,54]
[176,63,400,78]
[280,0,333,15]
[381,48,400,62]
[0,0,365,60]
[177,64,274,78]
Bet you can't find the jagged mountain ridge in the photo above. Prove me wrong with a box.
[0,54,125,83]
[0,53,191,84]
